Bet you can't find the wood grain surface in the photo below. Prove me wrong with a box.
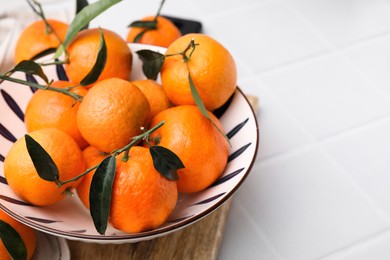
[67,95,258,260]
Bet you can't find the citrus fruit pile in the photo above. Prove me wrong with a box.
[3,9,237,240]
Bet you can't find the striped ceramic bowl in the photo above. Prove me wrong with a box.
[0,43,259,243]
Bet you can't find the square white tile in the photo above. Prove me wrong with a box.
[343,35,390,100]
[202,2,328,73]
[189,0,269,16]
[323,118,390,219]
[260,54,390,139]
[238,77,312,160]
[288,0,390,47]
[218,200,281,260]
[236,147,388,260]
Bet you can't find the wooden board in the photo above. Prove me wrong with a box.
[67,95,258,260]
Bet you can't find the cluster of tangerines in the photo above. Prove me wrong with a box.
[0,11,236,260]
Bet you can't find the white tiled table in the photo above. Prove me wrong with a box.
[4,0,390,259]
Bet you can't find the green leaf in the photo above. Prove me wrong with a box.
[128,20,157,29]
[136,49,165,80]
[188,72,231,146]
[76,0,89,15]
[133,29,148,43]
[11,60,48,83]
[80,28,107,86]
[0,220,27,260]
[89,155,116,235]
[53,45,64,60]
[55,0,122,57]
[25,135,59,183]
[150,146,183,181]
[76,0,90,31]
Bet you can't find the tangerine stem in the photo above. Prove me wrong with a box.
[38,59,68,66]
[113,121,165,157]
[156,0,166,18]
[0,74,83,102]
[57,165,99,188]
[27,0,64,45]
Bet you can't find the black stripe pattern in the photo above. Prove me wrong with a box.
[1,89,24,121]
[0,195,33,206]
[0,123,17,142]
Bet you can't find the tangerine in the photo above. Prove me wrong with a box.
[131,79,171,119]
[126,16,181,47]
[109,146,178,233]
[4,128,86,206]
[77,146,108,209]
[77,78,150,153]
[14,19,68,64]
[161,33,237,111]
[24,80,89,149]
[65,28,132,85]
[149,105,228,193]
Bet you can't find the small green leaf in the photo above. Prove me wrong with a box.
[0,220,27,260]
[25,135,59,183]
[133,29,148,43]
[188,72,231,146]
[89,156,116,235]
[80,28,107,86]
[12,60,48,83]
[136,49,165,80]
[150,146,183,181]
[56,0,122,57]
[128,20,157,29]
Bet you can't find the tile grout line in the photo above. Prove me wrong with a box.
[338,51,390,103]
[318,146,390,224]
[316,227,390,260]
[232,198,285,260]
[253,0,390,78]
[258,115,390,165]
[197,0,283,21]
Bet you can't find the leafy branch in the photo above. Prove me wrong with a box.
[0,28,108,103]
[54,0,122,59]
[25,121,184,235]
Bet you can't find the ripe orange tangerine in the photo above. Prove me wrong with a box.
[14,19,68,64]
[24,80,89,149]
[77,78,150,153]
[65,28,132,85]
[110,146,178,233]
[161,33,237,111]
[4,128,86,206]
[126,16,181,47]
[149,105,229,193]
